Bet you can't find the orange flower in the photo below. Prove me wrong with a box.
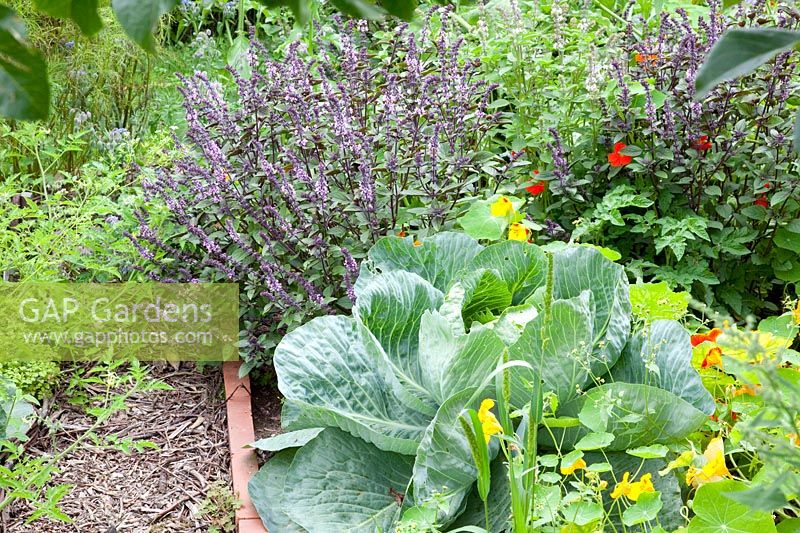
[701,346,723,369]
[397,230,407,237]
[691,328,722,347]
[413,240,422,247]
[634,53,658,63]
[608,142,633,167]
[732,384,758,397]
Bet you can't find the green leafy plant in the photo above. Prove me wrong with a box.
[0,361,60,398]
[523,1,800,318]
[198,480,241,533]
[248,230,714,531]
[0,0,420,121]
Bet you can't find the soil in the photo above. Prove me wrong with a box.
[250,379,283,442]
[4,363,231,533]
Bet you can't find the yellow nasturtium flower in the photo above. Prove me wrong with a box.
[611,472,632,499]
[685,437,732,488]
[477,399,503,444]
[628,473,655,501]
[490,196,514,217]
[611,472,655,501]
[560,457,587,475]
[508,223,528,241]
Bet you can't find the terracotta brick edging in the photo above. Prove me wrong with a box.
[223,361,268,533]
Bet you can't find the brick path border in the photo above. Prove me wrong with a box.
[223,361,268,532]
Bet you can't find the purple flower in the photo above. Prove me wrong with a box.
[132,8,499,367]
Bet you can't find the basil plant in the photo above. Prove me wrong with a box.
[248,231,714,532]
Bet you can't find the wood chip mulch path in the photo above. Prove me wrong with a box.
[4,364,231,533]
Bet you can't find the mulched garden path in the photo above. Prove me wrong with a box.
[5,364,231,532]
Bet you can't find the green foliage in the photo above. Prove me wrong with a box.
[0,376,35,441]
[0,6,50,120]
[198,480,241,533]
[506,1,800,318]
[629,282,690,323]
[688,480,777,533]
[248,231,712,531]
[0,361,59,398]
[0,121,158,282]
[0,0,419,121]
[695,28,800,101]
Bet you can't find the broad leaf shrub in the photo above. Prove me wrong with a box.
[247,230,717,531]
[130,9,505,371]
[518,1,800,319]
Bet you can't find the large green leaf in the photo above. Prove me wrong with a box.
[688,480,777,533]
[382,0,417,20]
[356,232,483,294]
[330,0,386,20]
[354,271,444,405]
[249,449,307,532]
[412,389,487,522]
[0,7,50,120]
[111,0,179,52]
[552,245,631,368]
[33,0,103,35]
[611,320,715,415]
[489,302,540,345]
[418,312,505,404]
[507,292,595,407]
[547,383,707,450]
[455,269,513,327]
[696,28,800,99]
[282,428,414,532]
[248,428,324,452]
[274,315,431,454]
[468,241,548,304]
[458,196,524,241]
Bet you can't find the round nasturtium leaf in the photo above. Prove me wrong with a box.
[688,480,777,533]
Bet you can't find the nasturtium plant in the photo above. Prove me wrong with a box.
[249,231,714,531]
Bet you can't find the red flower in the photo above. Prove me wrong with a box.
[525,180,547,196]
[754,196,769,208]
[764,182,771,189]
[608,142,633,167]
[692,135,712,151]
